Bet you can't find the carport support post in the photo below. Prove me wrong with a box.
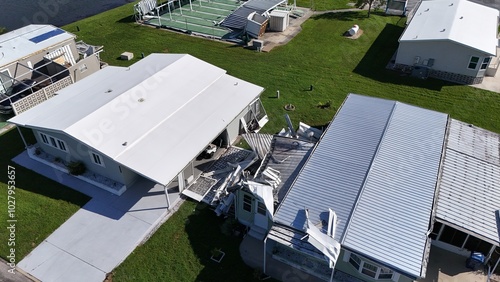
[164,184,171,208]
[492,255,500,275]
[263,237,267,274]
[167,1,172,20]
[16,126,28,149]
[189,0,192,11]
[329,268,334,282]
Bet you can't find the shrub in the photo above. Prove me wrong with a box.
[67,161,86,175]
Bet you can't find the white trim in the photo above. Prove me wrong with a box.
[348,252,395,280]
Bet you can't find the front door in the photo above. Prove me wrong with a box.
[254,200,268,230]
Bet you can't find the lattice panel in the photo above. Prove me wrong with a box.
[12,77,73,115]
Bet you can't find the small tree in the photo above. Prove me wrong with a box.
[0,27,7,35]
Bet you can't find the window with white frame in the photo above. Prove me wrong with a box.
[90,152,105,167]
[348,253,394,280]
[0,69,12,95]
[480,57,491,70]
[39,132,68,152]
[468,56,480,69]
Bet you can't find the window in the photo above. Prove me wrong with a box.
[348,253,394,280]
[49,137,57,147]
[468,56,480,69]
[349,253,361,269]
[480,57,491,70]
[57,140,67,151]
[91,152,105,167]
[39,132,67,152]
[39,132,49,144]
[243,194,252,212]
[257,201,266,215]
[361,262,378,278]
[0,69,12,95]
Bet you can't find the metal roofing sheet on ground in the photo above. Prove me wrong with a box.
[10,54,264,186]
[342,103,448,278]
[436,119,500,245]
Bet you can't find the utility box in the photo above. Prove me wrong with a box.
[269,10,290,32]
[120,52,134,61]
[253,40,264,51]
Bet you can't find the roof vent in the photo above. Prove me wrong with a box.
[460,16,463,19]
[425,8,429,11]
[449,3,453,6]
[105,89,113,93]
[138,98,145,102]
[440,29,446,32]
[234,82,238,86]
[122,142,128,146]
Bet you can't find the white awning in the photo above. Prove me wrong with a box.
[247,181,274,218]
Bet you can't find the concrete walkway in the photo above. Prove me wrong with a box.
[13,151,182,282]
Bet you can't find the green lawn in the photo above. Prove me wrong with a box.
[112,200,267,281]
[0,129,90,260]
[1,0,499,280]
[58,2,500,282]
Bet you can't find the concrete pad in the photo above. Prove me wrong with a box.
[0,258,35,282]
[14,151,173,282]
[18,243,105,282]
[43,202,152,273]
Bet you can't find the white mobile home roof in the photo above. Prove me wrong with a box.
[400,0,499,55]
[9,54,264,186]
[274,94,448,279]
[436,119,500,245]
[0,24,75,68]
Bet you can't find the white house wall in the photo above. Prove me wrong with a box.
[396,41,489,78]
[32,128,137,186]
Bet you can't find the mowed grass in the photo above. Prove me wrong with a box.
[0,129,90,261]
[64,4,500,133]
[59,2,500,282]
[0,0,498,280]
[112,200,266,281]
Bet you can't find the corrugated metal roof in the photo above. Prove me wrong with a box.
[9,54,265,186]
[0,25,75,68]
[257,136,315,204]
[436,119,500,245]
[342,103,448,278]
[221,0,285,29]
[273,93,448,279]
[242,133,274,159]
[399,0,499,55]
[274,94,396,242]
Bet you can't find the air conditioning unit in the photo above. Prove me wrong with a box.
[414,56,421,64]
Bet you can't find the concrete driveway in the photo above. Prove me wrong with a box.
[13,151,181,282]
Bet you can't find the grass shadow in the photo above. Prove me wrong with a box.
[353,23,457,91]
[311,10,370,21]
[116,14,137,24]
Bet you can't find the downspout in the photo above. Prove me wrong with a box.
[164,184,171,209]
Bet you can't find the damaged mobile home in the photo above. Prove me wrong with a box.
[193,94,499,282]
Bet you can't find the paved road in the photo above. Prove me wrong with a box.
[0,259,33,282]
[0,0,135,31]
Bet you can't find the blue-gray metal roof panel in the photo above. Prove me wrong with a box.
[273,94,396,242]
[342,103,448,278]
[436,119,500,245]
